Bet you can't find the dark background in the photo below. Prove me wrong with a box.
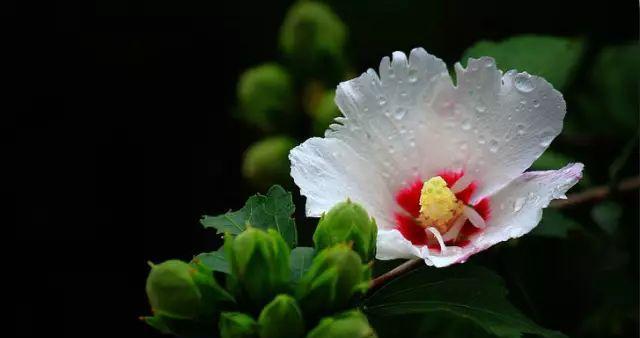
[10,1,637,337]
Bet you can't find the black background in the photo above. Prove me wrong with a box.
[10,1,637,337]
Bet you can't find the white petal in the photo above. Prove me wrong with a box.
[421,163,583,268]
[478,162,584,243]
[289,137,396,228]
[329,49,566,202]
[329,48,450,193]
[376,229,422,260]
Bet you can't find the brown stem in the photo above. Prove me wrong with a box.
[369,258,422,292]
[550,176,640,208]
[369,176,640,292]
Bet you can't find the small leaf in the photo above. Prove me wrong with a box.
[194,248,230,274]
[531,209,582,238]
[363,265,566,338]
[462,35,584,90]
[201,185,297,247]
[591,201,622,235]
[290,246,315,283]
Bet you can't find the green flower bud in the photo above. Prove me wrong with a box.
[258,294,305,338]
[279,1,347,81]
[242,136,296,189]
[237,63,294,131]
[226,228,291,308]
[311,90,341,136]
[219,312,258,338]
[144,260,234,337]
[296,244,371,316]
[145,259,233,319]
[307,311,377,338]
[314,200,378,262]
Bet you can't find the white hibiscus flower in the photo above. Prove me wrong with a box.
[289,48,583,267]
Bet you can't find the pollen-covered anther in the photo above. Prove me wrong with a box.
[417,176,464,233]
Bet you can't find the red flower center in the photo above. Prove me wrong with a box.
[394,170,491,250]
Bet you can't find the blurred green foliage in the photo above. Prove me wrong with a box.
[242,136,296,190]
[577,44,640,135]
[280,0,348,81]
[237,63,294,132]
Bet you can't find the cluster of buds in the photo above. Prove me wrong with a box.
[144,199,379,337]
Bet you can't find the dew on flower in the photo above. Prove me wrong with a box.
[514,72,535,92]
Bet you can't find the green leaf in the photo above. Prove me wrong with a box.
[363,265,566,338]
[369,313,496,338]
[531,150,573,171]
[591,201,622,235]
[531,209,582,238]
[461,35,584,90]
[194,248,230,274]
[290,246,315,283]
[201,185,297,247]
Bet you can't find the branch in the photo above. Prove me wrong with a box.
[369,258,422,292]
[550,176,640,208]
[369,176,640,292]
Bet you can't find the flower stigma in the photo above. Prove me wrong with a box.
[418,176,464,234]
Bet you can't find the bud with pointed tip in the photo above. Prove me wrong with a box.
[314,200,378,262]
[146,260,233,318]
[144,259,234,337]
[219,312,258,338]
[296,244,371,316]
[258,294,305,338]
[226,228,291,308]
[307,311,377,338]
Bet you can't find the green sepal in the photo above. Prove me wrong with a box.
[296,244,371,316]
[227,228,291,309]
[142,314,216,338]
[219,312,258,338]
[306,311,377,338]
[313,200,378,262]
[258,294,305,338]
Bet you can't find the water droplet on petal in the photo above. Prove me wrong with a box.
[408,68,418,83]
[489,139,499,153]
[461,120,472,130]
[513,197,526,212]
[516,124,526,135]
[514,73,535,93]
[478,135,486,144]
[378,96,387,106]
[475,105,487,113]
[393,107,407,120]
[533,99,540,108]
